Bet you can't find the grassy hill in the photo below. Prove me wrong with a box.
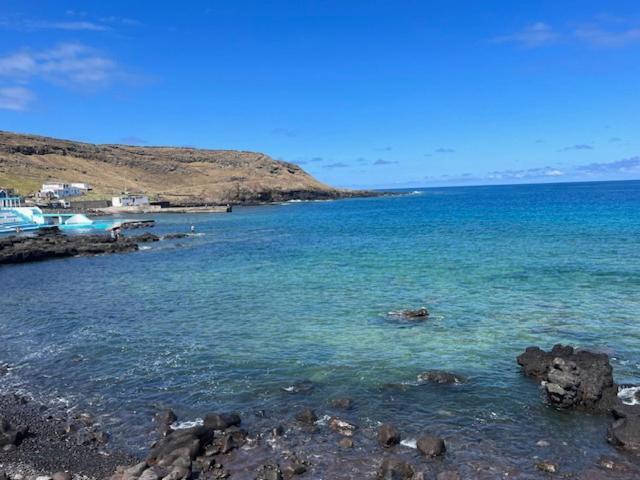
[0,131,368,204]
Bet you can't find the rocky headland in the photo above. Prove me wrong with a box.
[0,229,159,265]
[0,131,376,205]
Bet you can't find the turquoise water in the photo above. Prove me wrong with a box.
[1,181,640,476]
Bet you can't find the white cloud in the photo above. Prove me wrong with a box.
[574,26,640,47]
[0,43,118,89]
[0,86,34,111]
[492,22,559,48]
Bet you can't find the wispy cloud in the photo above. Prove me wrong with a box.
[270,127,298,137]
[0,43,120,89]
[609,137,623,143]
[322,162,350,169]
[310,157,324,162]
[575,156,640,175]
[0,12,141,32]
[435,147,455,154]
[374,146,392,152]
[120,136,147,145]
[0,86,33,111]
[559,144,593,152]
[373,159,398,165]
[492,22,559,48]
[574,25,640,47]
[487,167,564,180]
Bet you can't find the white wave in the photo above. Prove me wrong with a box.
[171,418,203,429]
[139,246,152,250]
[401,438,417,449]
[618,386,640,405]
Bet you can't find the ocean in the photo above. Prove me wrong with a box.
[1,180,639,477]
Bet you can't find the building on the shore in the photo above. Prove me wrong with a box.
[0,188,21,208]
[111,193,150,207]
[39,182,90,199]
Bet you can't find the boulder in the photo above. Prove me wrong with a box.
[154,409,178,433]
[338,437,354,448]
[416,436,446,457]
[0,416,28,448]
[437,472,461,480]
[376,458,415,479]
[328,417,357,437]
[417,371,466,384]
[147,426,214,466]
[52,473,71,480]
[608,414,640,451]
[295,408,317,425]
[536,460,558,473]
[517,345,618,411]
[256,461,283,480]
[377,423,401,448]
[282,380,315,394]
[202,413,241,431]
[389,308,429,319]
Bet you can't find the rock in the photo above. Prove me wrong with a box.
[281,380,314,394]
[256,461,283,480]
[147,426,215,466]
[338,437,353,448]
[281,458,307,477]
[0,416,28,448]
[163,466,190,480]
[417,371,466,384]
[517,345,618,411]
[202,413,241,430]
[154,409,178,433]
[0,230,140,265]
[328,417,357,436]
[536,461,559,473]
[437,471,461,480]
[138,468,161,480]
[389,308,429,319]
[416,436,446,457]
[607,414,640,451]
[162,233,189,240]
[376,458,415,479]
[377,423,401,448]
[536,440,550,447]
[133,233,160,243]
[295,408,317,425]
[271,425,285,437]
[124,462,149,478]
[52,473,71,480]
[330,398,354,410]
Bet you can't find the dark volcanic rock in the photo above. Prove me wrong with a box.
[377,423,401,448]
[154,409,177,435]
[0,415,28,448]
[294,408,318,425]
[517,344,618,411]
[417,370,466,385]
[608,407,640,451]
[390,308,429,319]
[0,229,140,265]
[132,232,160,243]
[162,233,190,240]
[203,413,241,430]
[256,461,283,480]
[282,379,315,394]
[328,417,357,436]
[416,436,446,457]
[376,458,415,479]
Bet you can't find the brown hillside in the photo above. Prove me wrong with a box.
[0,131,367,204]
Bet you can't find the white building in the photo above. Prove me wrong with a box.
[112,194,150,207]
[40,182,87,198]
[71,182,92,192]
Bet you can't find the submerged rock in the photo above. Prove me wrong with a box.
[377,423,401,448]
[607,405,640,451]
[154,409,177,436]
[376,458,414,479]
[281,380,315,395]
[295,408,318,425]
[330,398,354,410]
[417,371,466,385]
[517,344,618,411]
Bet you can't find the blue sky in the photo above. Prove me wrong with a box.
[0,1,639,189]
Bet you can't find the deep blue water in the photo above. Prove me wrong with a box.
[1,181,640,477]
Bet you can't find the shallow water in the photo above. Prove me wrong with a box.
[1,181,640,476]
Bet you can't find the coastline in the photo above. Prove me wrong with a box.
[2,346,640,480]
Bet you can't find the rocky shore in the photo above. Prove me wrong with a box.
[0,229,159,265]
[1,345,639,480]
